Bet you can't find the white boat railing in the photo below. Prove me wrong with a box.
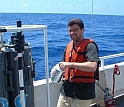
[100,52,124,69]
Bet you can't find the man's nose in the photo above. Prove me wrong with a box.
[70,30,75,34]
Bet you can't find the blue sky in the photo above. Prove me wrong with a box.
[1,0,124,15]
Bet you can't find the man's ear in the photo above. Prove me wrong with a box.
[82,28,84,31]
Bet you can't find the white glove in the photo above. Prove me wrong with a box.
[50,66,56,76]
[50,64,64,83]
[50,64,60,76]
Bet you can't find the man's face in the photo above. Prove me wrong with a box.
[68,24,84,43]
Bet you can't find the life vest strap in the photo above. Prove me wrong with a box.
[72,76,94,78]
[70,76,95,83]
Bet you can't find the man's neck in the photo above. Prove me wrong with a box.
[74,38,84,46]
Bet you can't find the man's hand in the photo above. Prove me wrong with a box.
[59,62,71,70]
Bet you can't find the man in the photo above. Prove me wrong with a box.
[57,18,100,107]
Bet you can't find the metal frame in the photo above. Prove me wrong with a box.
[0,25,51,107]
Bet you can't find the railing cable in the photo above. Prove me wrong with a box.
[91,0,94,39]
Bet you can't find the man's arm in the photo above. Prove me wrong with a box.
[59,61,97,72]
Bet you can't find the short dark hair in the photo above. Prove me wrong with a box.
[68,18,84,29]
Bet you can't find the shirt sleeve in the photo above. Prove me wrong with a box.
[85,42,100,62]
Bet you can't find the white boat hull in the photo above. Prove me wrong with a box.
[34,62,124,107]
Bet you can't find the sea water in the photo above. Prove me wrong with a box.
[0,13,124,80]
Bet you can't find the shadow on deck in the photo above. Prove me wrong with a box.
[115,95,124,107]
[91,95,124,107]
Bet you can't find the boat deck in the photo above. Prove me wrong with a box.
[92,95,124,107]
[114,95,124,107]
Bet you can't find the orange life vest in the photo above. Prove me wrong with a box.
[64,39,95,83]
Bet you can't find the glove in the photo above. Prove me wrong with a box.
[50,66,56,76]
[50,64,64,83]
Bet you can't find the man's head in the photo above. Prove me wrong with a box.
[68,18,84,45]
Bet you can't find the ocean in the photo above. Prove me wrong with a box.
[0,13,124,81]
